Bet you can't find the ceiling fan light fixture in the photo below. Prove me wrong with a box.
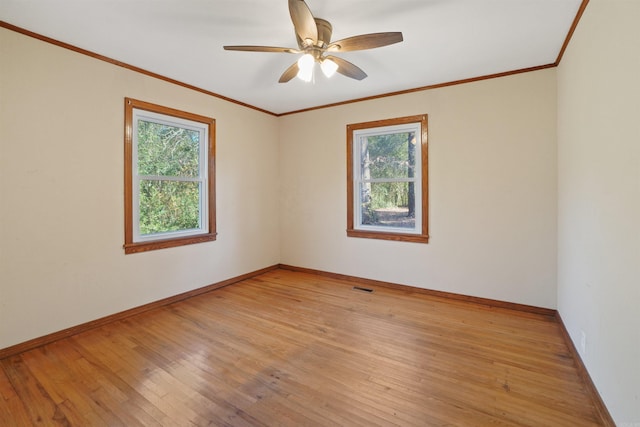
[320,58,338,78]
[297,53,315,81]
[224,0,403,83]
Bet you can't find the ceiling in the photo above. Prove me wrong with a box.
[1,0,584,115]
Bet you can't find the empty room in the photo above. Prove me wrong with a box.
[0,0,638,425]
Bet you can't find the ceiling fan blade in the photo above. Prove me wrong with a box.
[327,32,403,52]
[288,0,318,45]
[224,45,299,54]
[279,61,300,83]
[325,55,367,81]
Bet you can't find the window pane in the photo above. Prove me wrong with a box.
[347,114,427,242]
[359,181,415,229]
[361,132,416,180]
[137,120,200,177]
[139,180,200,235]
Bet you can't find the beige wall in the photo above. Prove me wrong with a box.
[279,69,558,309]
[0,19,559,344]
[0,24,559,348]
[0,28,281,349]
[557,0,640,423]
[0,27,559,351]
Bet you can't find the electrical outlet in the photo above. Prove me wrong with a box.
[580,330,587,355]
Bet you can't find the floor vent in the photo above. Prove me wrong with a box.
[352,286,374,293]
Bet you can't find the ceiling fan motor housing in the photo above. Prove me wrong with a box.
[314,18,333,47]
[296,18,332,51]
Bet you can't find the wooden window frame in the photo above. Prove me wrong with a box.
[124,98,216,254]
[347,114,429,243]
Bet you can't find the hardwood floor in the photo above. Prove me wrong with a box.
[1,269,606,426]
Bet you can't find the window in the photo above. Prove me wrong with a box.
[124,98,216,254]
[347,114,428,243]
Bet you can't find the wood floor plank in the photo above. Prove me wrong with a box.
[0,362,33,426]
[1,268,606,426]
[74,331,227,426]
[1,354,75,426]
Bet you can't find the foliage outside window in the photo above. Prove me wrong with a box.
[124,98,216,254]
[347,115,428,243]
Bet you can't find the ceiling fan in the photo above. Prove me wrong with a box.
[223,0,403,83]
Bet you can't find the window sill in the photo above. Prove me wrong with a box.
[124,233,217,254]
[347,229,429,243]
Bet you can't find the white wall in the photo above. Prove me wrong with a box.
[0,28,281,349]
[557,0,640,423]
[279,69,558,309]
